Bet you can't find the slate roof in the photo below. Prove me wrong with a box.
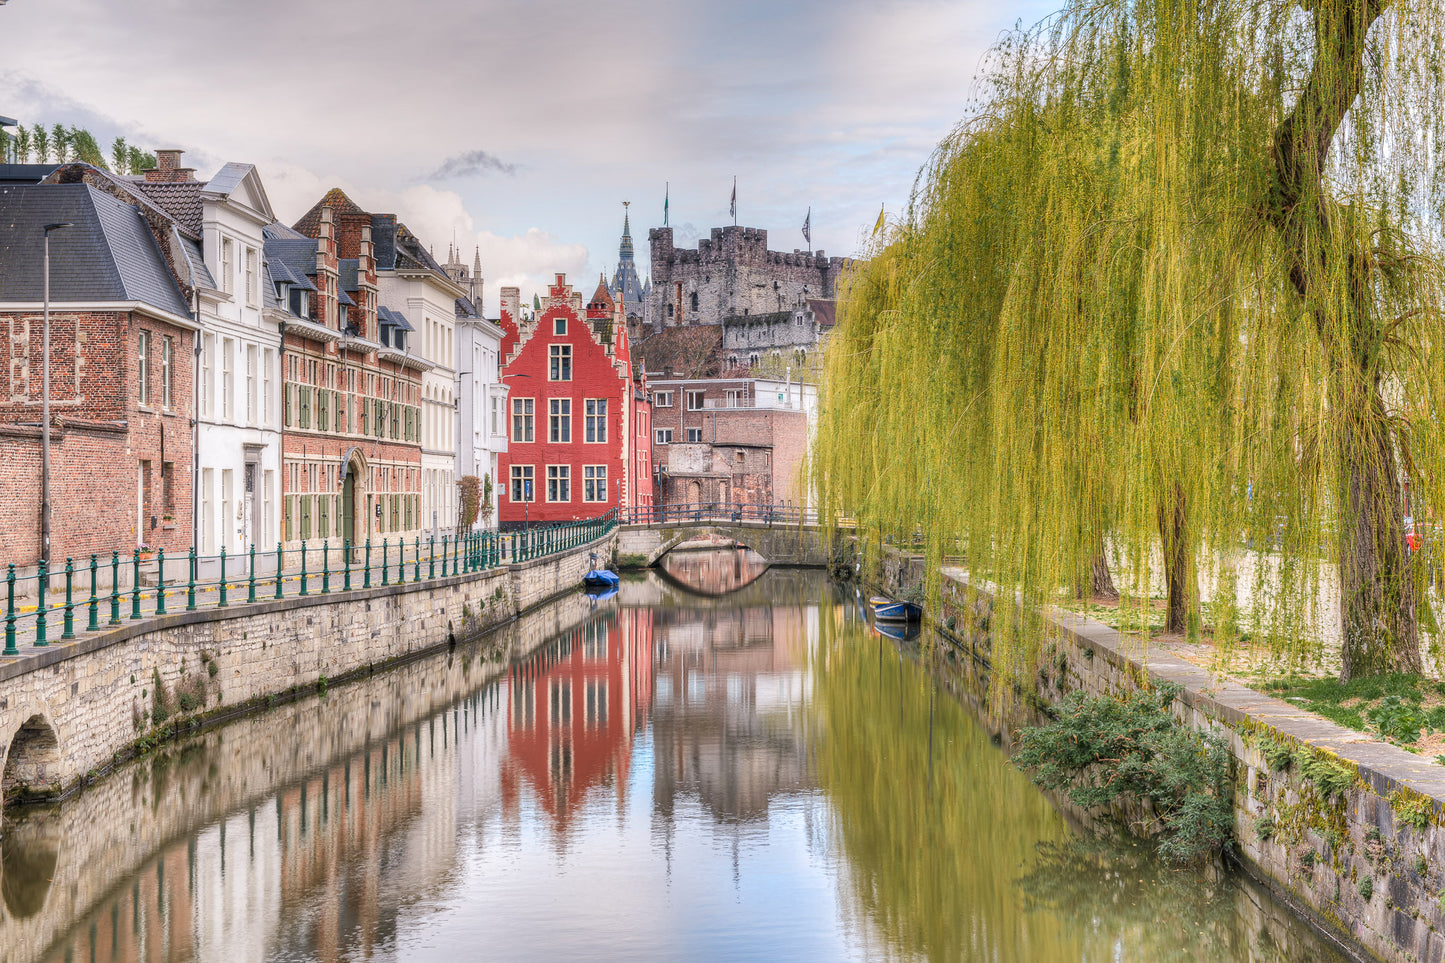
[263,237,319,285]
[265,257,315,291]
[179,235,216,290]
[204,162,251,199]
[338,258,359,293]
[0,183,191,318]
[130,181,203,236]
[454,296,479,319]
[377,305,414,331]
[0,164,60,185]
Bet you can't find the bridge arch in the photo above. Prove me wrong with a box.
[2,712,62,804]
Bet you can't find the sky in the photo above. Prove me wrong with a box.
[0,0,1056,316]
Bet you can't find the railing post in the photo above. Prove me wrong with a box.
[344,539,352,592]
[109,551,121,625]
[130,549,142,620]
[453,533,460,576]
[60,557,75,639]
[4,564,17,656]
[429,536,436,580]
[275,543,285,600]
[248,543,257,603]
[364,539,372,589]
[154,550,167,615]
[381,538,389,586]
[299,542,309,596]
[322,542,331,594]
[217,547,227,607]
[87,553,99,632]
[187,547,197,611]
[414,537,421,582]
[439,536,447,580]
[35,559,49,646]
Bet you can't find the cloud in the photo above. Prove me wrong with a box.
[424,150,520,181]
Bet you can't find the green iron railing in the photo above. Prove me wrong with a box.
[1,510,619,655]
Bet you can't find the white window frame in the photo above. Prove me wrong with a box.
[510,464,535,502]
[549,398,571,443]
[546,464,571,503]
[220,237,234,295]
[549,344,572,381]
[584,398,607,443]
[653,390,672,408]
[137,330,150,406]
[583,465,607,502]
[245,247,257,306]
[654,428,673,444]
[686,427,703,443]
[512,397,534,442]
[686,390,705,411]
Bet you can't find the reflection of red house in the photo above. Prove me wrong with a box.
[502,608,655,830]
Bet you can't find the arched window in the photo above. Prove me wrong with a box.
[690,292,699,312]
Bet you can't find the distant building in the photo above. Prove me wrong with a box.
[644,225,852,329]
[607,204,650,328]
[497,275,644,526]
[721,297,835,373]
[441,245,508,529]
[648,377,815,510]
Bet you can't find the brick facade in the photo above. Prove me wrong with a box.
[498,275,636,526]
[0,308,195,564]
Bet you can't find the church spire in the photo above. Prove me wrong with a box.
[619,200,634,262]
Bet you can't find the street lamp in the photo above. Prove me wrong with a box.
[40,222,71,569]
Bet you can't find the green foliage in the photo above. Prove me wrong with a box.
[1391,789,1434,832]
[812,0,1445,685]
[1258,738,1293,773]
[1290,748,1356,799]
[1368,697,1431,743]
[457,475,481,529]
[1254,815,1276,841]
[1358,877,1374,901]
[1012,683,1233,864]
[151,669,171,726]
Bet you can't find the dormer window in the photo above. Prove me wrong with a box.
[393,330,405,351]
[291,288,310,319]
[277,281,290,306]
[338,304,348,329]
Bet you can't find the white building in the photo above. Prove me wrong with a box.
[133,156,283,557]
[442,247,508,529]
[372,222,460,534]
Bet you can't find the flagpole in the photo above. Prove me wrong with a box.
[732,176,737,226]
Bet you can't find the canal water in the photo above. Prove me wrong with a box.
[1,554,1348,962]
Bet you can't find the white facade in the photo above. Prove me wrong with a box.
[377,270,461,535]
[193,164,283,557]
[456,316,508,528]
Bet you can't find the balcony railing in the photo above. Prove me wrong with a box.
[1,510,619,655]
[619,502,819,526]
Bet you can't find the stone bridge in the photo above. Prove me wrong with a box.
[614,519,836,568]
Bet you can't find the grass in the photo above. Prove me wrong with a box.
[1258,673,1445,752]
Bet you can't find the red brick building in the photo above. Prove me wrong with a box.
[497,275,644,525]
[649,377,814,510]
[0,180,199,564]
[271,203,424,548]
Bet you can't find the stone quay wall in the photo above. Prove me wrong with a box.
[0,532,615,804]
[879,551,1445,963]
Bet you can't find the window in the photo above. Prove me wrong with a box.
[654,428,673,444]
[547,465,570,502]
[137,330,150,405]
[549,344,572,381]
[686,390,705,411]
[653,391,672,408]
[491,395,501,436]
[220,238,234,294]
[510,465,534,502]
[201,336,214,417]
[222,338,234,419]
[245,247,257,306]
[262,349,274,426]
[512,398,534,442]
[689,291,698,312]
[200,468,214,554]
[583,465,607,502]
[221,469,234,550]
[161,336,174,409]
[686,427,703,443]
[549,679,572,727]
[554,316,567,336]
[724,388,743,408]
[246,345,258,424]
[584,399,607,443]
[549,398,571,443]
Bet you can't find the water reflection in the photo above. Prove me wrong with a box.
[658,545,769,595]
[0,558,1347,962]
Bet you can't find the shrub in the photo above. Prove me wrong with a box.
[1391,789,1434,832]
[1255,815,1276,841]
[1368,696,1429,743]
[1359,878,1374,901]
[1012,682,1233,865]
[151,669,171,726]
[1292,748,1356,799]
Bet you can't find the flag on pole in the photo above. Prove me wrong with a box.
[873,203,886,235]
[802,207,811,248]
[730,177,737,223]
[664,183,669,227]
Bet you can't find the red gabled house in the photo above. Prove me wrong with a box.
[498,274,644,525]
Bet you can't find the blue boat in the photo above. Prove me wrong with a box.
[583,569,620,589]
[873,619,921,642]
[871,596,922,623]
[584,583,619,603]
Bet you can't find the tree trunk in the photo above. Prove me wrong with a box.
[1157,482,1192,635]
[1338,390,1421,679]
[1091,548,1118,600]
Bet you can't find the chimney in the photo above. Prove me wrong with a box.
[146,149,194,183]
[500,286,520,327]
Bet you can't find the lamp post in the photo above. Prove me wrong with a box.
[40,222,72,569]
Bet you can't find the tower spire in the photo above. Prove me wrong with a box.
[619,200,634,263]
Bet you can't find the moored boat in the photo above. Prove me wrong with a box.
[870,596,922,622]
[583,568,620,589]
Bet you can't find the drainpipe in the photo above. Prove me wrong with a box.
[192,288,201,551]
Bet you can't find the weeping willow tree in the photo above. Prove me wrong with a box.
[814,0,1445,683]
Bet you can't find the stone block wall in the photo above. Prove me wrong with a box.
[0,533,615,804]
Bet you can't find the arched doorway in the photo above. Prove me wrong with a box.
[341,449,367,554]
[2,714,60,803]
